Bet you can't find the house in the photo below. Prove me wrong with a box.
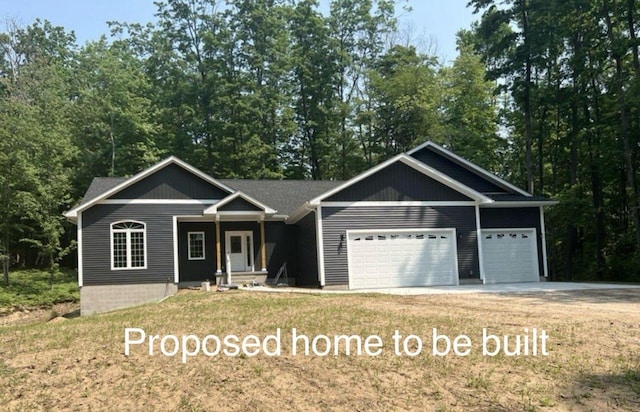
[65,141,557,315]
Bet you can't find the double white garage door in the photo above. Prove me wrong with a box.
[347,229,458,289]
[347,228,539,289]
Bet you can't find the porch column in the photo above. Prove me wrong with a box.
[215,216,222,273]
[260,219,267,272]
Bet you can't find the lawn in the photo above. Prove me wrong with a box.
[1,288,639,411]
[0,269,79,312]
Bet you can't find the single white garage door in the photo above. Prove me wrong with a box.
[347,229,458,289]
[481,229,540,284]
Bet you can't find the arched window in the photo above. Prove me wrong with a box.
[111,221,147,270]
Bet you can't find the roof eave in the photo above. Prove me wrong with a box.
[481,200,559,207]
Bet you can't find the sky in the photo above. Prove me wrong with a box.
[1,0,478,63]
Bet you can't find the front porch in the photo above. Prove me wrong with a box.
[175,191,282,286]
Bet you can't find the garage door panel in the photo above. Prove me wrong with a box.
[481,229,539,284]
[348,229,458,289]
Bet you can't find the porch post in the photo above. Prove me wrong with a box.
[215,216,222,274]
[260,219,267,272]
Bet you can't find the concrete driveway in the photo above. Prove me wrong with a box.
[243,282,640,295]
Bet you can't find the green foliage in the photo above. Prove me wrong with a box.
[0,268,78,310]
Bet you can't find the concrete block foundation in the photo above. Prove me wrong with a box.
[80,283,178,315]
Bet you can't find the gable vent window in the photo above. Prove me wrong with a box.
[188,232,205,260]
[111,221,147,270]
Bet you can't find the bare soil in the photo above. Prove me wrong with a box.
[1,288,639,411]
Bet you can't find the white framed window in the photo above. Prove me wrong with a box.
[111,221,147,270]
[188,231,205,260]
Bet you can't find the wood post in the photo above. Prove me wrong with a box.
[260,220,266,271]
[215,218,221,273]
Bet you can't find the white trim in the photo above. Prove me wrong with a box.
[287,203,312,225]
[77,212,83,288]
[204,191,277,215]
[99,199,220,205]
[173,216,179,283]
[64,156,234,218]
[214,211,266,216]
[187,231,206,260]
[347,228,457,235]
[480,201,559,208]
[320,201,477,208]
[316,205,326,286]
[345,228,459,288]
[225,231,255,272]
[110,220,148,271]
[308,154,492,205]
[407,141,533,197]
[540,206,549,278]
[474,205,485,283]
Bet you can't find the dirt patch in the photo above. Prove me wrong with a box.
[1,288,639,411]
[0,302,79,327]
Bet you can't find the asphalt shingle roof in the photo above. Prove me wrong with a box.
[81,176,343,217]
[82,177,127,203]
[219,179,343,216]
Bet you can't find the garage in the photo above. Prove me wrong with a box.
[481,229,540,284]
[347,229,458,289]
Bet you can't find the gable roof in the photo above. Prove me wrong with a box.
[408,141,532,197]
[65,156,234,220]
[218,179,343,217]
[308,153,493,205]
[203,191,277,215]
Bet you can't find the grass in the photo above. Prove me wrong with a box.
[1,289,639,411]
[0,268,79,311]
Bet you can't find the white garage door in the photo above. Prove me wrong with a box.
[347,229,458,289]
[481,229,540,284]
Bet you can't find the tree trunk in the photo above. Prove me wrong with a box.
[583,92,606,280]
[521,0,534,194]
[565,103,579,281]
[2,231,9,286]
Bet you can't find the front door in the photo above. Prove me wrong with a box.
[225,231,254,272]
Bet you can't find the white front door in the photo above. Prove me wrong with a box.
[225,231,254,272]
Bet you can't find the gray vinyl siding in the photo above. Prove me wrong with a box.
[327,162,472,202]
[82,204,206,286]
[218,197,263,212]
[178,222,217,282]
[295,212,319,286]
[109,163,229,199]
[321,206,480,286]
[411,147,509,193]
[479,207,544,276]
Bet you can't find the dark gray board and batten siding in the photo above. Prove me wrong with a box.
[295,212,319,286]
[327,162,472,202]
[479,207,544,277]
[82,204,207,286]
[177,221,217,282]
[109,163,230,200]
[320,206,480,286]
[410,147,509,194]
[218,197,263,212]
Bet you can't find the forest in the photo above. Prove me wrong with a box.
[0,0,639,284]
